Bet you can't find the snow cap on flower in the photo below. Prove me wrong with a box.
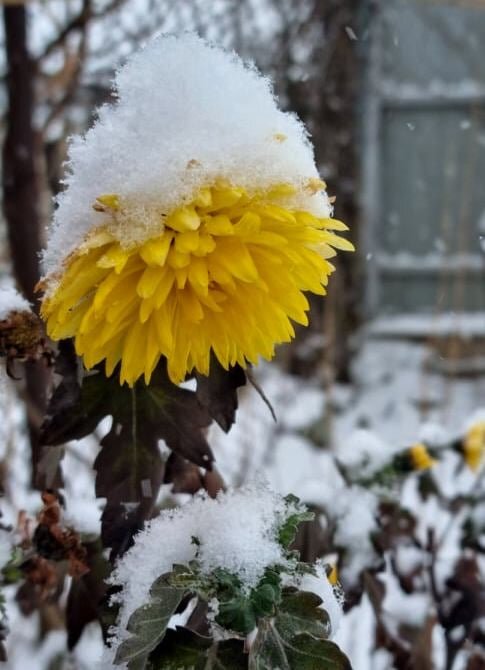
[43,33,331,273]
[40,33,353,385]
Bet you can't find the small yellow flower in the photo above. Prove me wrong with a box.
[409,443,437,471]
[463,421,485,471]
[328,564,339,586]
[41,181,353,386]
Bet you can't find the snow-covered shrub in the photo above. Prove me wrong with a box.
[106,483,348,668]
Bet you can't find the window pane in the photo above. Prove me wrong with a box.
[380,105,485,257]
[381,0,485,86]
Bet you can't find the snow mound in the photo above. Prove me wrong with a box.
[335,428,393,479]
[0,282,30,320]
[43,33,329,275]
[299,561,344,636]
[0,528,12,570]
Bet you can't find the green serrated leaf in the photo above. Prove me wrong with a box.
[251,583,280,618]
[249,621,352,670]
[216,596,256,636]
[250,569,282,619]
[278,509,315,549]
[148,627,247,670]
[114,584,185,668]
[276,588,330,641]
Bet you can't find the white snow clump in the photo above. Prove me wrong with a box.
[299,560,344,636]
[110,482,296,635]
[0,528,13,570]
[0,282,30,321]
[44,32,330,276]
[335,428,392,479]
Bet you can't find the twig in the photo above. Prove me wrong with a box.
[246,368,277,423]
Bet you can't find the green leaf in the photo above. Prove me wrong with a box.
[211,568,243,599]
[148,627,247,669]
[249,620,352,670]
[114,583,185,668]
[250,568,282,618]
[251,583,279,618]
[215,639,248,669]
[216,596,257,636]
[148,627,211,668]
[278,497,315,549]
[276,588,330,641]
[210,567,282,635]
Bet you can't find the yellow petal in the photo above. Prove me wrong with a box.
[97,245,132,273]
[175,230,200,254]
[204,215,234,236]
[166,206,201,232]
[167,247,190,269]
[137,265,163,299]
[139,232,173,266]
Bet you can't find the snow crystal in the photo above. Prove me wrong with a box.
[299,561,343,637]
[110,482,294,640]
[43,33,329,276]
[344,26,358,41]
[0,282,30,320]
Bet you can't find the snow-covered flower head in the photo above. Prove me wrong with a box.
[40,33,353,385]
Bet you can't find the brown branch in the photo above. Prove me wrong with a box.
[38,0,128,64]
[2,5,50,488]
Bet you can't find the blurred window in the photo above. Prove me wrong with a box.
[364,0,485,315]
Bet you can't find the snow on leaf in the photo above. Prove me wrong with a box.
[278,495,315,549]
[114,576,186,669]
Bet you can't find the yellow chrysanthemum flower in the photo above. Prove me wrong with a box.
[409,443,437,471]
[463,421,485,471]
[41,181,353,385]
